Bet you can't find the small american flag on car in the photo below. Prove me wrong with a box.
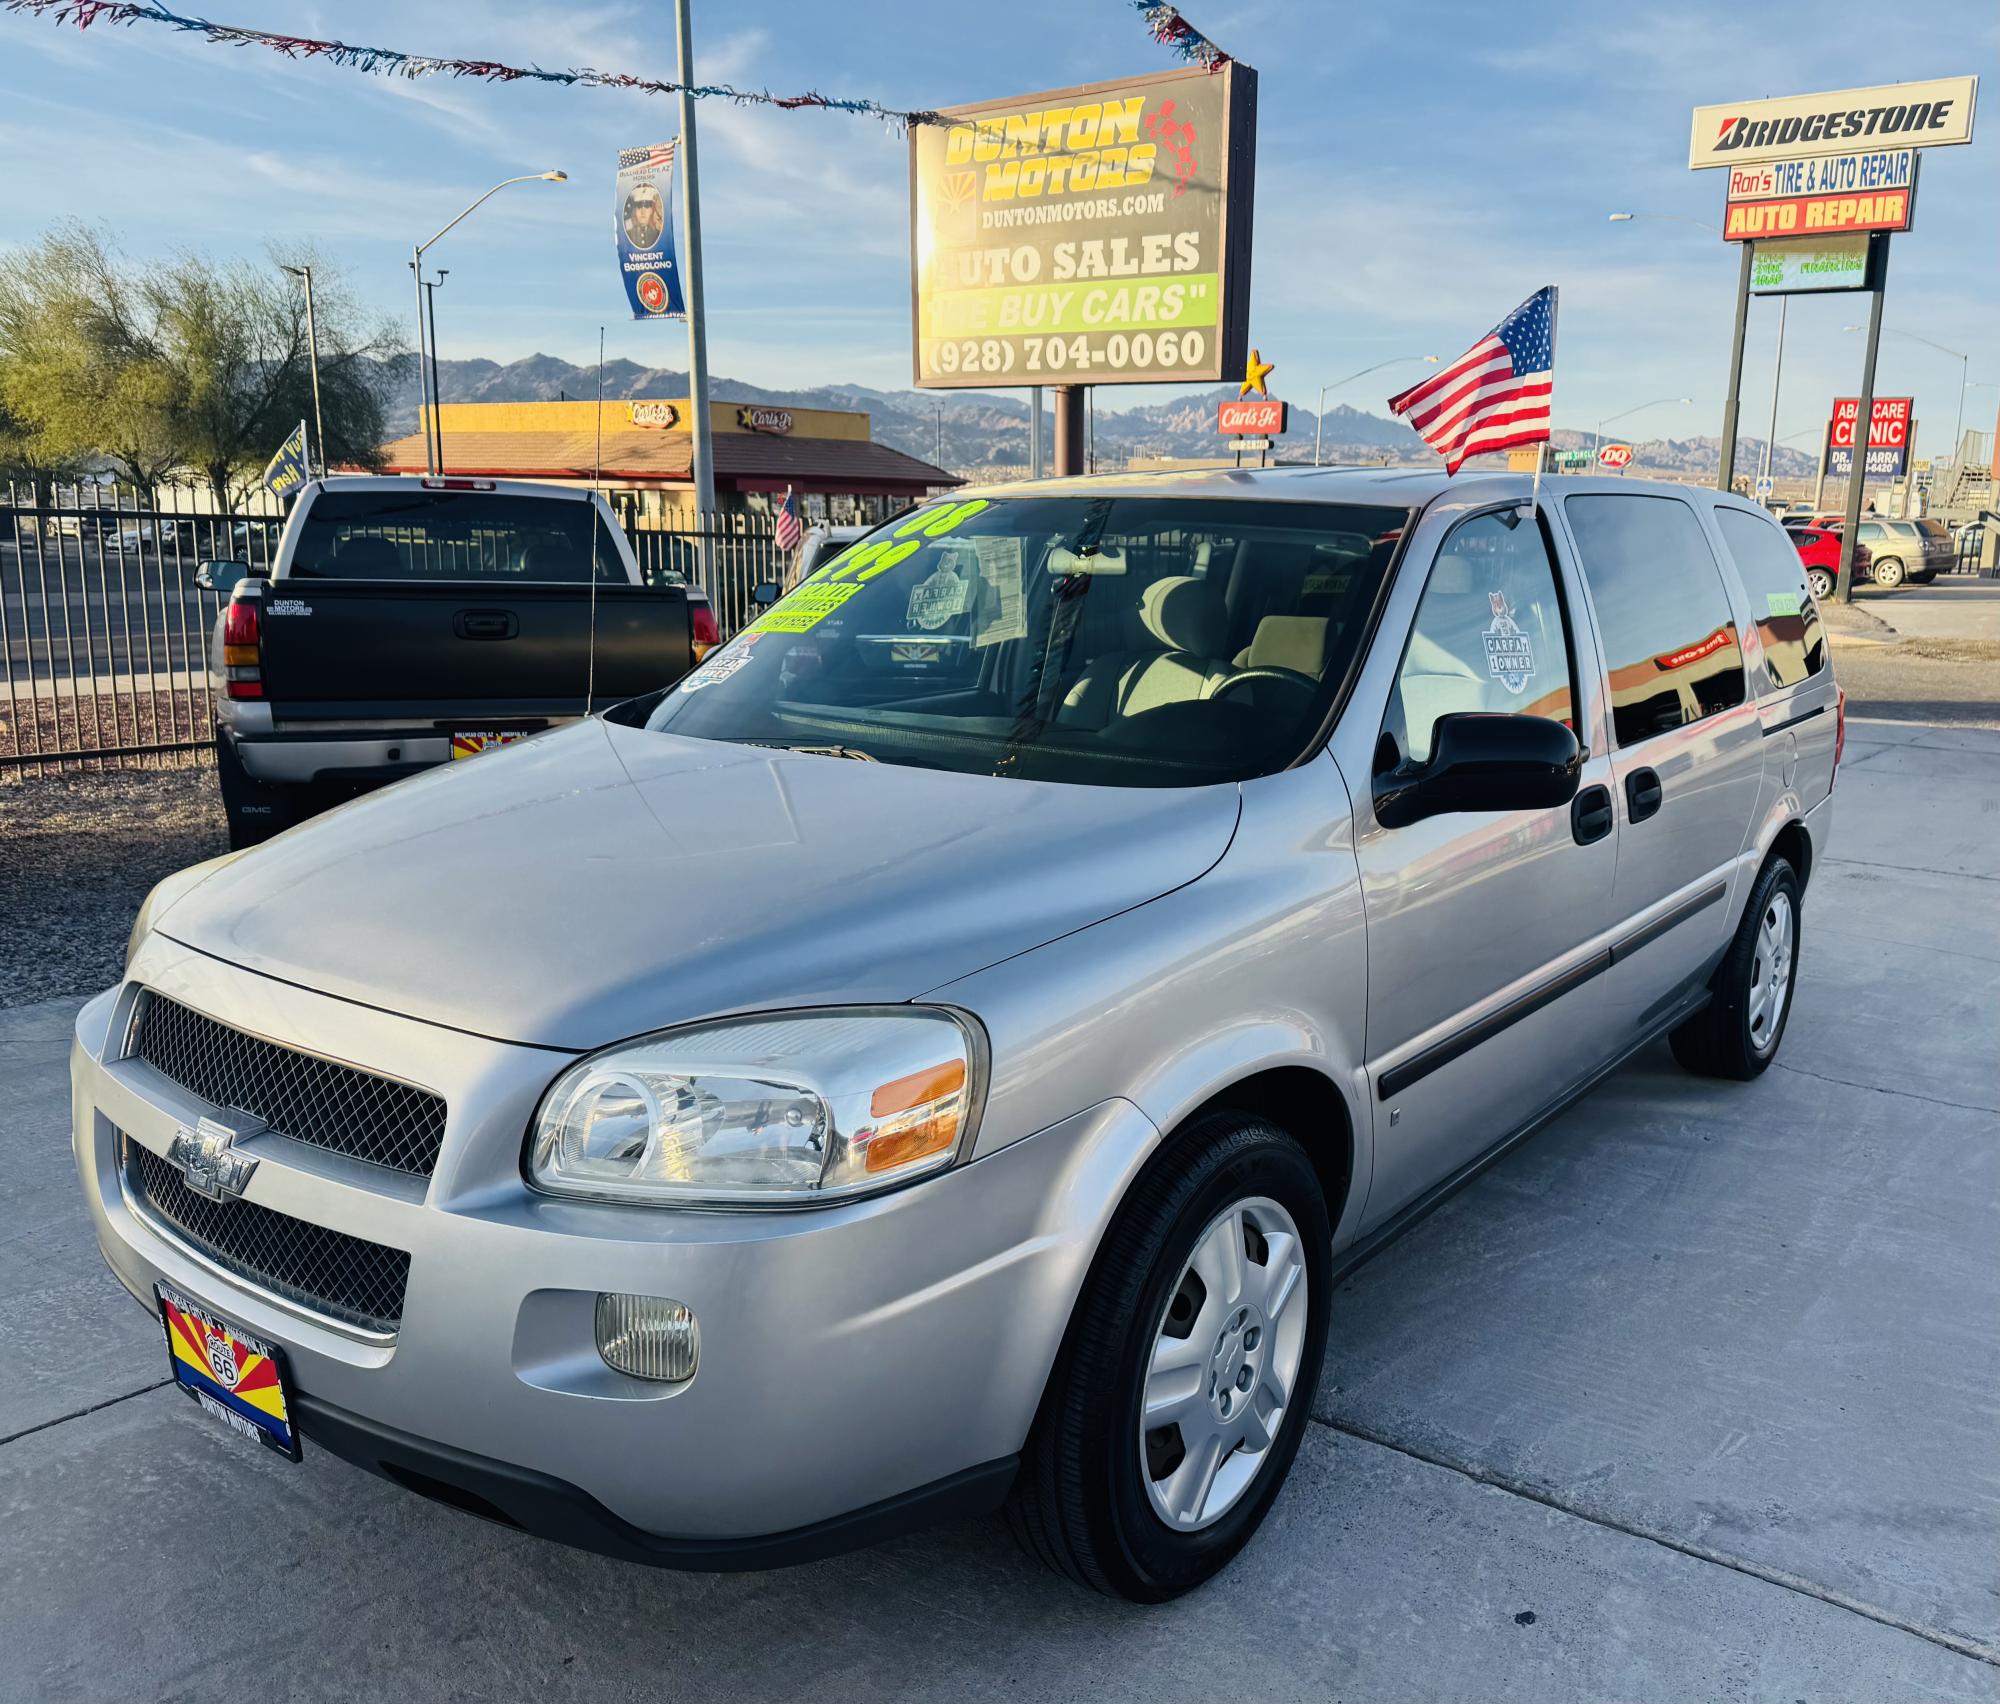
[618,143,677,171]
[773,486,803,552]
[1388,286,1557,475]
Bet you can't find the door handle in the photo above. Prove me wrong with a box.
[1626,767,1663,823]
[1571,784,1614,845]
[453,609,518,640]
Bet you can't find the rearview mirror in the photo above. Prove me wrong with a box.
[751,580,782,607]
[1373,713,1581,829]
[195,559,256,594]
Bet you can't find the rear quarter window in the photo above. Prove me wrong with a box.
[1714,507,1826,691]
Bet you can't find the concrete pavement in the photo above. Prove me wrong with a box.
[3,719,1996,1701]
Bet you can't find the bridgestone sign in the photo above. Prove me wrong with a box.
[1688,77,1977,169]
[909,65,1257,389]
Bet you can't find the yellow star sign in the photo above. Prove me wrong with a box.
[1239,348,1275,399]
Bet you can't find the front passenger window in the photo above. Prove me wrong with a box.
[1385,511,1576,765]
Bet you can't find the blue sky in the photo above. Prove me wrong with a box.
[0,0,1993,454]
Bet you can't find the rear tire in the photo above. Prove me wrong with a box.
[214,731,299,851]
[1007,1111,1332,1602]
[1670,856,1800,1080]
[1871,556,1906,590]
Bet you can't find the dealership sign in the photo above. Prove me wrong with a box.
[1689,77,1977,169]
[1750,234,1871,293]
[909,65,1257,388]
[1827,396,1912,478]
[1598,442,1635,470]
[1218,398,1286,435]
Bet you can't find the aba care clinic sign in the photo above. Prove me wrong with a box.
[910,65,1257,388]
[1828,396,1913,478]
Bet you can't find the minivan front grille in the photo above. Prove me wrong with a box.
[131,993,446,1178]
[128,1140,410,1334]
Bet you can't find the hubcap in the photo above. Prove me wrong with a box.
[1141,1197,1308,1531]
[1746,889,1794,1053]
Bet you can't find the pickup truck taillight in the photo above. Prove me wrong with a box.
[222,598,262,699]
[690,600,720,662]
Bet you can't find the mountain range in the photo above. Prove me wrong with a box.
[378,353,1819,480]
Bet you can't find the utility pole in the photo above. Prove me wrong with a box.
[283,264,324,475]
[1717,240,1753,492]
[1835,235,1890,604]
[674,0,716,536]
[1760,294,1787,489]
[1052,384,1084,476]
[1029,384,1044,478]
[423,271,448,473]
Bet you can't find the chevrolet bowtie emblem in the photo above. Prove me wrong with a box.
[166,1113,267,1202]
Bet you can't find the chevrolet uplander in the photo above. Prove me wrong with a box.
[74,468,1839,1600]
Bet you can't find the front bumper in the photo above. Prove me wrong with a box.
[74,937,1159,1554]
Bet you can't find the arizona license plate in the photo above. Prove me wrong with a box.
[450,730,525,760]
[156,1283,301,1460]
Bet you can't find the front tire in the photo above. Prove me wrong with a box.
[1805,568,1834,602]
[1671,856,1800,1079]
[1871,555,1906,590]
[1008,1112,1332,1601]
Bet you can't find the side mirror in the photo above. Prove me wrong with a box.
[195,559,254,594]
[751,580,782,607]
[1373,712,1581,829]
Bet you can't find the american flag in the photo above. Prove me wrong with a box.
[773,486,803,552]
[1388,286,1557,475]
[618,143,677,171]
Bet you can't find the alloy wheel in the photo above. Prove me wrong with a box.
[1746,889,1794,1054]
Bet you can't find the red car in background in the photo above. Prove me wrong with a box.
[1791,525,1872,603]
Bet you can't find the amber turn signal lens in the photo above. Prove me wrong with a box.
[862,1107,961,1174]
[871,1059,966,1119]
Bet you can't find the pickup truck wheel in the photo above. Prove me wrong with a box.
[213,732,298,851]
[1670,856,1800,1080]
[1007,1111,1331,1601]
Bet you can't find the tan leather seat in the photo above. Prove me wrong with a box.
[1233,615,1332,676]
[1058,576,1234,729]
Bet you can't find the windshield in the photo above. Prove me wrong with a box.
[646,495,1411,787]
[291,489,625,583]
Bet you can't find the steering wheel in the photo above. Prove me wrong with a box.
[1209,666,1319,704]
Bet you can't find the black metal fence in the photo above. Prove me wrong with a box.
[1,482,789,779]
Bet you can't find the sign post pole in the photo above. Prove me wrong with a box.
[1052,384,1085,478]
[1835,234,1890,604]
[1029,385,1044,479]
[1760,295,1787,490]
[674,0,717,542]
[1717,241,1753,492]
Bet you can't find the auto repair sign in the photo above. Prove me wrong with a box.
[1689,77,1977,169]
[1722,148,1917,240]
[1827,396,1912,478]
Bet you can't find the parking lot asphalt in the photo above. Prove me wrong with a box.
[3,717,1996,1702]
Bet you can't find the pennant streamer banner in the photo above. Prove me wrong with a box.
[3,1,1239,125]
[617,143,685,320]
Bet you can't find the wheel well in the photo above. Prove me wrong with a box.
[1768,819,1812,895]
[1191,1066,1356,1228]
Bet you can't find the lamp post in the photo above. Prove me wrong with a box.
[1593,396,1693,459]
[1606,211,1722,234]
[423,270,448,472]
[1314,355,1439,465]
[411,170,567,474]
[280,264,324,477]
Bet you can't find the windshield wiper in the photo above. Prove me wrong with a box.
[747,741,878,762]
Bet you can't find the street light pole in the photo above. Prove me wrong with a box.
[1314,355,1439,465]
[1760,295,1788,487]
[410,170,567,476]
[1593,396,1693,460]
[282,265,324,476]
[423,271,448,473]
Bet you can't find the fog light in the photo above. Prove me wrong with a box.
[595,1292,699,1382]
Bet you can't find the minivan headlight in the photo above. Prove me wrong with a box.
[526,1008,983,1208]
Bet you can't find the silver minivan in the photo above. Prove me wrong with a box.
[73,468,1839,1601]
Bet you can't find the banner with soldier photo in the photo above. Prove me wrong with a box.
[617,142,685,319]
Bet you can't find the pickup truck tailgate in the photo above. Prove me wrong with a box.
[259,581,691,709]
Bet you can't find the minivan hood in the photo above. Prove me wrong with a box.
[160,720,1240,1049]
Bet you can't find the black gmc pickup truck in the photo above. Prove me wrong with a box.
[202,476,716,847]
